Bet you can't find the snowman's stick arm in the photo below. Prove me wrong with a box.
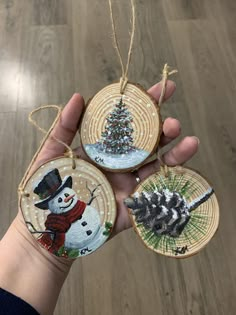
[31,231,55,235]
[86,183,102,205]
[25,221,55,236]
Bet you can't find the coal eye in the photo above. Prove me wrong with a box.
[58,197,63,203]
[64,193,69,197]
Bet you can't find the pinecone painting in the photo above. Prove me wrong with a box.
[124,167,219,258]
[125,188,213,238]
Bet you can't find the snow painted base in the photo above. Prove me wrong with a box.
[84,144,149,170]
[54,222,112,258]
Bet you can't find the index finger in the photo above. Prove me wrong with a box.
[35,93,85,166]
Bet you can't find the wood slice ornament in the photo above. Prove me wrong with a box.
[80,82,161,171]
[20,157,116,258]
[18,106,117,259]
[80,0,165,172]
[125,166,220,258]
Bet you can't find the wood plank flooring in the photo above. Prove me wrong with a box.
[0,1,235,314]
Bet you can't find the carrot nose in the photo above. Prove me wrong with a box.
[64,194,75,203]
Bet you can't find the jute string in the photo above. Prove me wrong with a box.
[108,0,135,94]
[18,105,76,197]
[159,63,178,107]
[157,63,178,177]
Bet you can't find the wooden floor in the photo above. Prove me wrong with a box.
[0,0,236,314]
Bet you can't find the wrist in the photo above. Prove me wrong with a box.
[0,211,74,315]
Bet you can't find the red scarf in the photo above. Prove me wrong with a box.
[38,200,86,253]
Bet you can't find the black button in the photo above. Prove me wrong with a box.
[82,221,87,226]
[86,230,92,236]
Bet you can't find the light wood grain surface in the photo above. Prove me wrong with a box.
[0,1,235,314]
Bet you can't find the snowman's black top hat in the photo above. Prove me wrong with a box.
[34,168,72,210]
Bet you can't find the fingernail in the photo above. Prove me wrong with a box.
[192,136,200,145]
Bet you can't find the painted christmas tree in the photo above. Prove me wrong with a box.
[98,97,135,154]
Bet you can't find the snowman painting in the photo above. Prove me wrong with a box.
[32,168,112,257]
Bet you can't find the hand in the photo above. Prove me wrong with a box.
[0,81,199,315]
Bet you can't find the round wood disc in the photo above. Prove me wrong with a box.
[20,157,116,258]
[80,82,161,172]
[125,166,219,258]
